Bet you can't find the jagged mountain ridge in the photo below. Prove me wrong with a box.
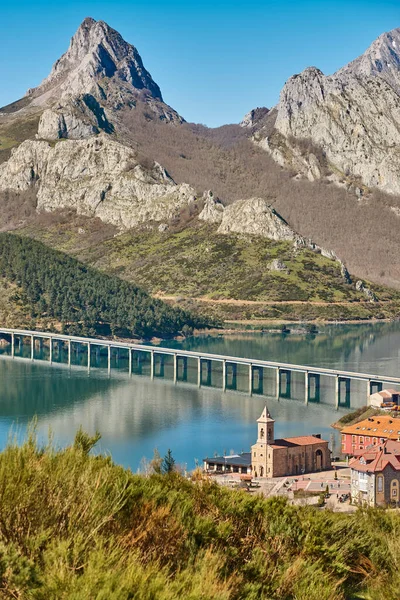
[2,19,400,292]
[0,17,332,246]
[338,27,400,91]
[249,26,400,196]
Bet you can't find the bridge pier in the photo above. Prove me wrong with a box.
[277,368,291,399]
[31,335,34,360]
[175,356,188,383]
[108,346,111,375]
[225,362,237,390]
[199,358,212,387]
[335,376,351,408]
[250,366,263,395]
[154,354,165,378]
[49,338,53,364]
[68,340,71,367]
[131,350,142,374]
[87,342,91,370]
[11,333,14,358]
[305,373,320,403]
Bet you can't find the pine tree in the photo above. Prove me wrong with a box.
[162,449,176,474]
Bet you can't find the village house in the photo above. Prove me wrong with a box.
[203,408,331,477]
[369,389,400,409]
[202,452,251,475]
[341,415,400,456]
[350,440,400,506]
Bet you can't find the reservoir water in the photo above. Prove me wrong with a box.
[1,321,400,471]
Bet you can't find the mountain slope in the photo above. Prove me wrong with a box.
[0,234,210,337]
[2,18,400,299]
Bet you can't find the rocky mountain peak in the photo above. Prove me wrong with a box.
[27,17,162,102]
[337,26,400,89]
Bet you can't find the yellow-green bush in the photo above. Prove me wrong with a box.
[0,427,399,598]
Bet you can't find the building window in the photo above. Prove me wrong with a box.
[352,435,356,442]
[377,475,384,493]
[253,452,256,457]
[260,428,264,439]
[373,438,377,445]
[391,480,399,498]
[359,437,364,444]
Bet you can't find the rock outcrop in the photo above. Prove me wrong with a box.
[240,107,269,128]
[268,259,289,273]
[217,197,306,243]
[355,280,377,302]
[249,27,400,196]
[0,135,196,229]
[198,191,224,224]
[37,108,98,140]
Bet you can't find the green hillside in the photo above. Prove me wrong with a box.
[0,233,211,338]
[17,218,400,323]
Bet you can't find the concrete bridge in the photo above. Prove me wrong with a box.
[0,327,399,407]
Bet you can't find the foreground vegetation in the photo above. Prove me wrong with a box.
[0,233,212,338]
[0,428,399,599]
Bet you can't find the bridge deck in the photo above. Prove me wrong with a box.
[0,327,399,386]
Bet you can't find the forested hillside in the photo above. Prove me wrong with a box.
[0,234,211,338]
[0,428,398,599]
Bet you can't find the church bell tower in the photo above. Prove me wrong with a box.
[257,406,275,444]
[251,407,275,478]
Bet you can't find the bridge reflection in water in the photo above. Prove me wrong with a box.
[1,328,399,410]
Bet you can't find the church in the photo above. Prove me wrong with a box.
[203,407,331,477]
[251,407,331,478]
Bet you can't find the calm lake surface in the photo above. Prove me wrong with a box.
[1,321,400,471]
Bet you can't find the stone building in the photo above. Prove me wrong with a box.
[350,440,400,507]
[251,408,330,478]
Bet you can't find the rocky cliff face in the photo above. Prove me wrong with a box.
[250,27,400,196]
[217,197,305,242]
[0,135,195,229]
[0,17,191,229]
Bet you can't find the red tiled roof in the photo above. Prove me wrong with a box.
[341,415,400,439]
[271,435,328,449]
[349,440,400,473]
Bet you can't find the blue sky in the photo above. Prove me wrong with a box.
[1,0,400,126]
